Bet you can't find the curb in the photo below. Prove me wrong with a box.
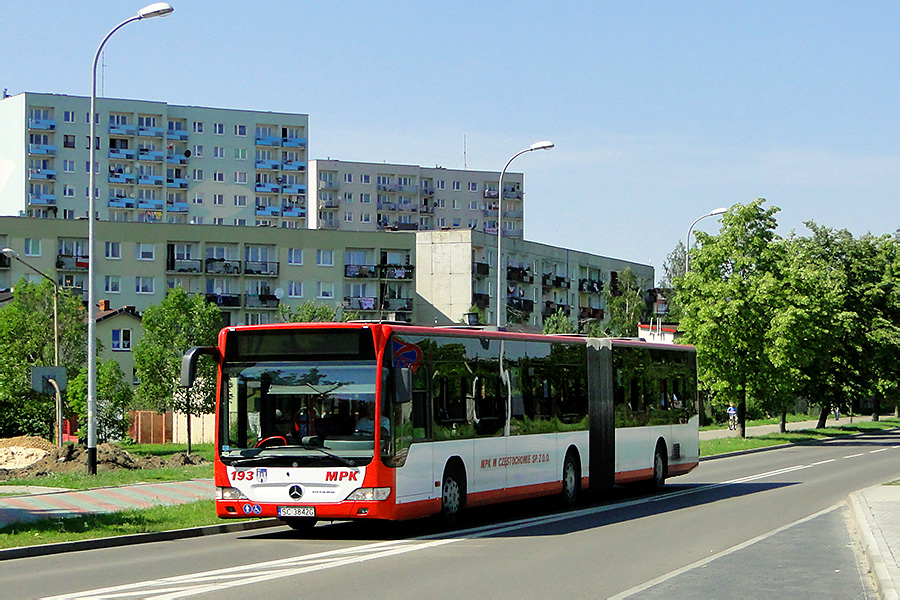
[849,491,899,600]
[0,518,283,561]
[701,426,900,462]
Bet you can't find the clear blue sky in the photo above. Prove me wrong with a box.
[4,1,899,283]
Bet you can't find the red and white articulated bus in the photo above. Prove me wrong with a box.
[181,322,699,530]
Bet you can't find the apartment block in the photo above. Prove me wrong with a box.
[0,217,417,326]
[416,229,654,330]
[308,159,524,236]
[0,92,309,229]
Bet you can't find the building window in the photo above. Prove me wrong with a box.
[360,193,371,203]
[63,110,76,123]
[193,193,203,204]
[112,328,132,351]
[468,182,477,192]
[452,199,460,210]
[316,249,333,266]
[288,248,303,265]
[288,281,303,298]
[135,276,154,294]
[192,121,204,134]
[317,282,334,299]
[105,275,121,293]
[235,218,246,226]
[234,171,247,184]
[213,194,224,205]
[234,148,247,160]
[344,173,352,183]
[135,243,155,260]
[361,174,370,184]
[437,180,445,190]
[214,123,224,135]
[63,185,75,197]
[213,217,224,225]
[344,212,353,222]
[192,169,203,181]
[24,238,40,256]
[234,124,247,136]
[63,159,75,173]
[469,200,478,210]
[452,181,461,191]
[63,135,76,149]
[213,171,224,182]
[191,216,204,224]
[193,144,204,157]
[105,241,121,259]
[214,146,224,159]
[234,194,247,206]
[361,214,371,223]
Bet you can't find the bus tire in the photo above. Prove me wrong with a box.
[439,463,466,528]
[561,450,580,507]
[282,517,317,532]
[650,442,667,491]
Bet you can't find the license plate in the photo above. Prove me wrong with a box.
[277,506,315,517]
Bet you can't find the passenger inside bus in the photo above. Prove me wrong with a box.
[355,403,389,436]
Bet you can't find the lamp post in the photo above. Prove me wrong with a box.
[495,141,554,329]
[2,248,62,445]
[88,2,174,474]
[685,207,727,274]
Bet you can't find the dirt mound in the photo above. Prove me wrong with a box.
[0,438,208,481]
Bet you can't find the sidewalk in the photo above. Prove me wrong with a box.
[851,485,900,600]
[700,414,873,441]
[0,479,213,527]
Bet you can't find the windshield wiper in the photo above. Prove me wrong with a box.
[303,444,358,469]
[223,446,358,469]
[225,455,273,466]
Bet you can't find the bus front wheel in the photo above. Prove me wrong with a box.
[650,444,667,491]
[561,451,580,507]
[439,465,466,528]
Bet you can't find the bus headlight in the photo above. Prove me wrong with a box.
[346,487,391,501]
[217,486,248,500]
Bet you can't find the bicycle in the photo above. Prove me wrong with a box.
[728,413,738,431]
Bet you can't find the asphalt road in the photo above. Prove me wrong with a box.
[6,429,899,599]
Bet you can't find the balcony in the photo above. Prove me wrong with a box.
[255,182,279,193]
[507,297,535,313]
[282,136,307,148]
[108,172,136,184]
[318,180,339,191]
[28,118,56,130]
[138,175,164,186]
[343,296,378,311]
[344,264,378,278]
[418,203,434,214]
[473,261,490,276]
[166,129,188,141]
[484,189,499,199]
[166,258,202,273]
[109,148,135,160]
[166,177,189,188]
[205,292,242,307]
[137,211,161,223]
[542,274,570,289]
[503,189,523,200]
[256,159,280,170]
[109,124,136,136]
[377,183,398,193]
[27,193,56,205]
[382,297,413,312]
[244,261,279,276]
[578,279,603,294]
[319,220,338,230]
[166,201,189,213]
[138,126,164,138]
[256,135,281,147]
[542,302,570,318]
[137,199,164,210]
[579,306,604,320]
[505,209,524,219]
[421,186,434,197]
[377,201,397,211]
[205,258,242,275]
[255,205,281,217]
[506,266,533,284]
[282,206,306,218]
[28,169,56,181]
[282,184,305,194]
[398,184,418,194]
[318,198,340,210]
[244,294,279,309]
[472,293,490,310]
[56,254,89,271]
[137,149,164,161]
[108,196,135,209]
[28,144,56,155]
[397,203,414,212]
[482,208,499,217]
[282,160,306,171]
[380,265,414,280]
[166,154,187,165]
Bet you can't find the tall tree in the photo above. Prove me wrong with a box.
[678,199,783,437]
[133,288,222,452]
[602,267,647,337]
[542,308,575,334]
[67,359,133,443]
[0,279,86,438]
[660,240,686,288]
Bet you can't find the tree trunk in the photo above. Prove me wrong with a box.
[738,389,747,439]
[815,405,828,429]
[779,408,787,433]
[873,396,880,422]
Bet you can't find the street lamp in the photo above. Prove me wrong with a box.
[495,140,554,329]
[685,207,727,274]
[2,248,62,445]
[88,2,174,474]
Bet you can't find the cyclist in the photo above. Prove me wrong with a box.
[726,403,738,431]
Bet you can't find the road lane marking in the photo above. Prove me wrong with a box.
[811,459,836,465]
[870,448,888,454]
[843,453,864,459]
[608,504,844,599]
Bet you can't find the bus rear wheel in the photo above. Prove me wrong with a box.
[650,444,667,491]
[439,466,465,528]
[282,517,317,532]
[561,452,580,507]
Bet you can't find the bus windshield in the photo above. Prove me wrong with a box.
[220,360,380,464]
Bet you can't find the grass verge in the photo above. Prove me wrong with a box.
[700,413,821,431]
[0,500,243,549]
[701,418,900,457]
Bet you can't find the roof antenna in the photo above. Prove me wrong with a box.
[464,135,467,170]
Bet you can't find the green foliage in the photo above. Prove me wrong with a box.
[0,279,86,438]
[277,300,359,323]
[602,267,647,337]
[542,308,575,334]
[67,359,133,442]
[461,304,486,325]
[133,288,222,416]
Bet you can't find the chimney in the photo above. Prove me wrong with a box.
[99,299,110,311]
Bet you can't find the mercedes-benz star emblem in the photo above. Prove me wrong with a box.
[288,485,303,500]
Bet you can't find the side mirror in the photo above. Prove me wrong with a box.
[180,346,219,388]
[395,367,412,403]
